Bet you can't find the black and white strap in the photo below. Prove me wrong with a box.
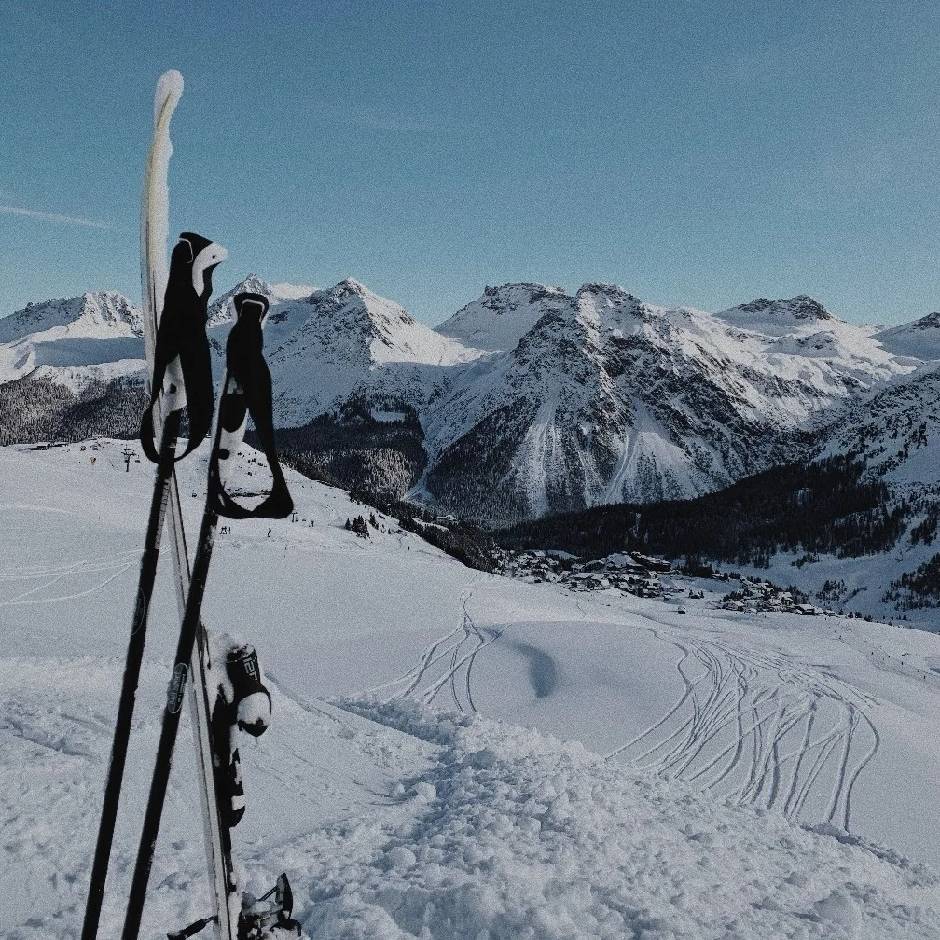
[208,292,294,520]
[141,232,226,464]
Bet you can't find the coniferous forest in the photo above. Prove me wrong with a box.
[497,457,907,567]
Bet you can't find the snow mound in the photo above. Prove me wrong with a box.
[305,698,939,939]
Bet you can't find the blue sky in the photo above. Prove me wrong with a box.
[1,0,937,325]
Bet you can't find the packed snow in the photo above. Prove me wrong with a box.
[1,439,939,937]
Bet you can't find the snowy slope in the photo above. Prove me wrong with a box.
[714,295,908,389]
[732,363,940,622]
[1,441,940,937]
[435,283,570,352]
[875,312,940,360]
[822,362,940,487]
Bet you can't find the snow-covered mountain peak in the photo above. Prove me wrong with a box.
[78,291,143,335]
[875,312,940,360]
[575,283,654,331]
[236,272,272,293]
[0,291,141,345]
[334,276,369,296]
[576,282,641,304]
[436,283,571,352]
[716,295,836,336]
[207,274,279,326]
[0,291,144,389]
[309,279,421,338]
[254,279,483,427]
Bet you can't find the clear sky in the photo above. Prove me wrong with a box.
[1,0,937,326]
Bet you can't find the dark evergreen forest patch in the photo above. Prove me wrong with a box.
[496,457,906,568]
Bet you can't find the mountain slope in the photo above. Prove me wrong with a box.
[0,292,143,389]
[435,282,569,352]
[875,311,940,360]
[500,361,940,622]
[420,285,916,521]
[823,362,940,486]
[210,277,483,427]
[206,274,313,327]
[0,279,931,523]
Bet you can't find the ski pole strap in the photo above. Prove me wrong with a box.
[141,233,226,464]
[209,292,294,519]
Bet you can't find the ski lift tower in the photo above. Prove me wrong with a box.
[122,447,135,472]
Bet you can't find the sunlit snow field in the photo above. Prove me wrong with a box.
[1,440,939,938]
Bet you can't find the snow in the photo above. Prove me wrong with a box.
[249,278,485,427]
[271,282,316,300]
[876,313,940,360]
[0,293,145,389]
[1,440,939,937]
[714,296,835,337]
[436,283,569,352]
[309,698,938,939]
[206,275,315,328]
[421,283,923,517]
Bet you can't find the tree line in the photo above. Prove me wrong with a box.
[497,457,906,567]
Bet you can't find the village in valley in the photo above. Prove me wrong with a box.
[497,548,833,617]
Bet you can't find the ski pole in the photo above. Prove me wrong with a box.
[121,474,222,939]
[81,411,181,940]
[122,292,292,939]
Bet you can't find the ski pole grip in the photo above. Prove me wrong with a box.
[208,292,294,520]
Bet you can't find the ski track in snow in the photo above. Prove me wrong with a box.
[0,547,140,610]
[608,617,882,833]
[366,592,504,716]
[378,599,882,834]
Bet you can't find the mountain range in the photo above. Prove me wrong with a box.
[1,277,938,522]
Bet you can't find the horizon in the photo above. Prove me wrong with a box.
[8,272,934,331]
[2,1,938,326]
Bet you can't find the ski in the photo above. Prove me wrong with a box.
[122,290,295,940]
[82,71,224,939]
[136,70,237,940]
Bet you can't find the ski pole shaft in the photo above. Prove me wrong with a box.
[82,412,181,940]
[121,497,219,940]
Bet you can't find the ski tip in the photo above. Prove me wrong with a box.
[155,70,184,116]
